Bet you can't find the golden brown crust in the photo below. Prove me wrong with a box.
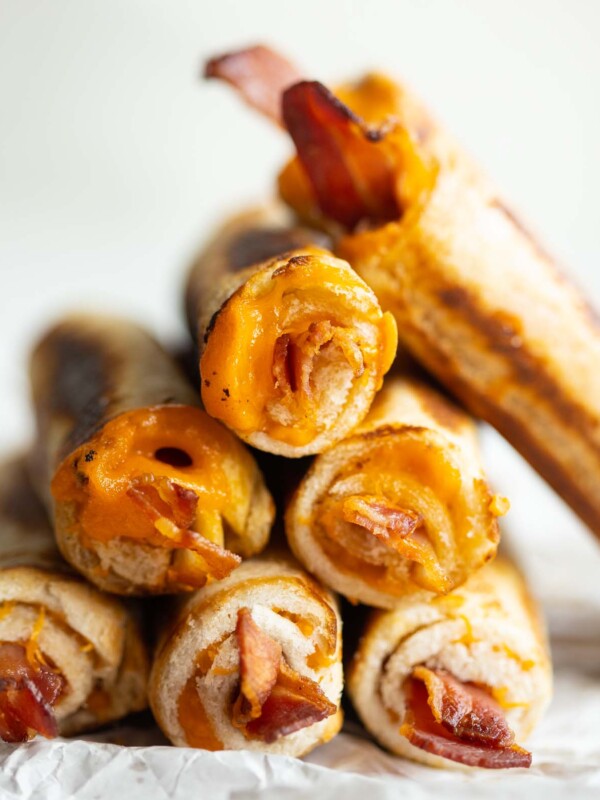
[30,315,198,498]
[30,315,274,595]
[327,76,600,538]
[185,204,331,341]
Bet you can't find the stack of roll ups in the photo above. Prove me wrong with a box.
[4,46,569,773]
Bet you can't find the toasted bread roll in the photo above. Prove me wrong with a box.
[326,74,600,541]
[185,205,397,457]
[282,67,600,539]
[30,315,274,595]
[286,375,503,608]
[347,559,551,769]
[207,46,600,540]
[0,455,148,742]
[149,553,343,756]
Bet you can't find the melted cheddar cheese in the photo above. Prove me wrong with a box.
[52,405,256,549]
[313,434,493,596]
[200,248,397,448]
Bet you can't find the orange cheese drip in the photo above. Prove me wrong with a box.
[51,405,254,548]
[200,249,397,447]
[177,674,224,750]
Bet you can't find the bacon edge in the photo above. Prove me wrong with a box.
[325,493,451,593]
[401,667,532,769]
[127,479,241,582]
[232,608,336,743]
[205,45,303,125]
[282,81,400,228]
[0,643,64,743]
[272,321,365,400]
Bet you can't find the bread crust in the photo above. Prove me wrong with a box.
[185,205,330,341]
[346,558,552,768]
[149,553,343,757]
[30,315,274,594]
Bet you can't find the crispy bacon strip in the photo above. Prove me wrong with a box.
[172,530,241,581]
[272,334,296,393]
[342,495,423,541]
[232,608,281,725]
[282,81,400,228]
[273,321,364,398]
[232,608,336,742]
[204,46,400,227]
[127,478,241,580]
[205,45,303,125]
[401,667,531,769]
[129,477,198,529]
[334,494,450,591]
[245,661,336,743]
[0,643,64,742]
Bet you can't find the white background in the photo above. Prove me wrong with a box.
[1,1,600,595]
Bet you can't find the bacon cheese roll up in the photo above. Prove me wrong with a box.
[207,47,600,540]
[347,559,551,769]
[0,455,148,743]
[185,205,398,457]
[286,375,503,609]
[149,553,343,756]
[30,315,274,596]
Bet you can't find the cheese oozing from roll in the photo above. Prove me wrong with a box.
[286,376,503,608]
[185,196,397,460]
[31,315,274,595]
[205,45,600,542]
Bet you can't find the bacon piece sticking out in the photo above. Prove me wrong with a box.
[127,478,241,581]
[204,46,400,228]
[337,494,450,592]
[401,667,532,769]
[272,334,296,393]
[232,608,336,743]
[282,81,400,229]
[273,321,364,399]
[129,477,198,530]
[174,530,242,582]
[0,643,64,742]
[232,607,281,725]
[205,45,303,125]
[245,661,337,743]
[342,495,423,541]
